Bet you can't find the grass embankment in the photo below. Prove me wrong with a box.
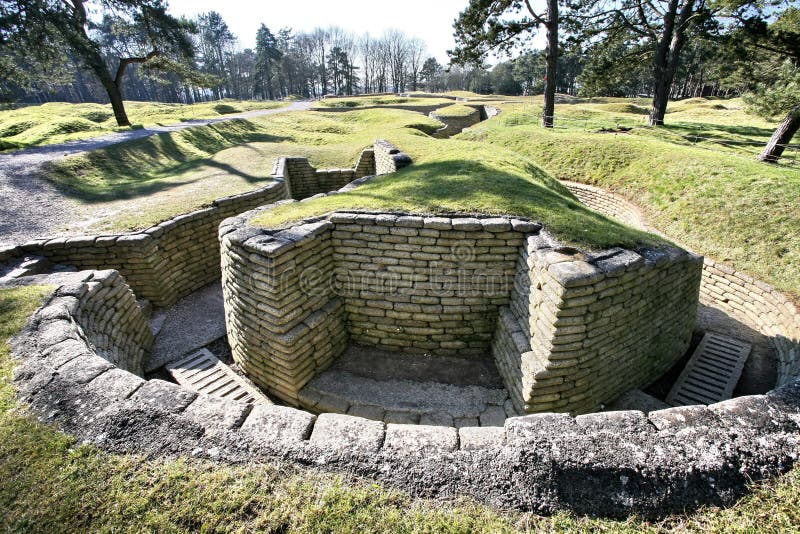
[46,109,441,233]
[49,107,656,252]
[516,95,796,160]
[250,129,657,251]
[2,287,800,531]
[0,99,285,150]
[462,99,800,301]
[315,95,454,109]
[431,103,479,118]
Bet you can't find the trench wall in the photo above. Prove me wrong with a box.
[12,269,800,517]
[430,108,482,137]
[24,269,151,377]
[220,219,346,404]
[277,148,376,200]
[222,208,701,413]
[0,143,399,308]
[328,212,531,356]
[493,235,703,414]
[562,180,800,388]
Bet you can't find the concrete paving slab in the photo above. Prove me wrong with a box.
[146,282,226,372]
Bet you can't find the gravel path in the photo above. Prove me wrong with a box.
[0,101,312,247]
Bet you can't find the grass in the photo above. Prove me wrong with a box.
[432,104,480,118]
[314,95,454,109]
[461,98,800,302]
[250,129,660,252]
[46,109,444,233]
[0,99,285,150]
[511,95,796,160]
[2,286,800,531]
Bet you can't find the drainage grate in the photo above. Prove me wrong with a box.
[165,348,271,405]
[666,333,751,407]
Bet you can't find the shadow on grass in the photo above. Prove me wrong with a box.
[663,122,777,142]
[48,121,289,203]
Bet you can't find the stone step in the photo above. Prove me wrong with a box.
[607,389,671,413]
[299,369,514,427]
[166,348,271,405]
[667,332,752,406]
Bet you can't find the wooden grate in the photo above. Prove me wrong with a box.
[165,348,270,405]
[666,332,751,407]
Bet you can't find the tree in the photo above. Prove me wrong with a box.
[1,0,197,126]
[407,38,426,91]
[196,12,236,99]
[575,0,713,125]
[420,57,444,92]
[577,30,651,97]
[748,61,799,162]
[254,24,282,100]
[450,0,559,127]
[732,7,800,163]
[385,29,409,92]
[491,61,522,94]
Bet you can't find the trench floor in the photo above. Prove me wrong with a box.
[299,344,517,426]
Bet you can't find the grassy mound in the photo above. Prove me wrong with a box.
[432,104,479,118]
[595,103,649,114]
[0,118,35,138]
[212,103,240,114]
[462,101,800,301]
[44,109,445,232]
[250,124,659,251]
[0,99,285,149]
[316,96,454,109]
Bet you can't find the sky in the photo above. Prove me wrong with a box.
[164,0,540,63]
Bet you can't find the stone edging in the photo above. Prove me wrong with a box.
[11,278,800,516]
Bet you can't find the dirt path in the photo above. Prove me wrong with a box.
[0,101,312,247]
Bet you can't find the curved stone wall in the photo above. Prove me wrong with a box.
[14,269,152,378]
[429,105,499,138]
[221,208,701,414]
[562,180,800,387]
[10,275,800,516]
[430,108,482,137]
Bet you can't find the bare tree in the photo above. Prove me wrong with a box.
[407,38,426,92]
[385,29,409,92]
[309,27,330,96]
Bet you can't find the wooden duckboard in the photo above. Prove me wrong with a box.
[165,348,270,405]
[666,332,751,406]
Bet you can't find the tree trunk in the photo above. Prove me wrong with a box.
[757,109,800,163]
[649,0,694,126]
[541,0,558,128]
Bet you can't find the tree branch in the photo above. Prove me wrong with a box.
[523,0,548,26]
[636,1,658,37]
[114,50,160,86]
[616,9,654,37]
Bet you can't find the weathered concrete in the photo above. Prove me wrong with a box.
[148,283,227,372]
